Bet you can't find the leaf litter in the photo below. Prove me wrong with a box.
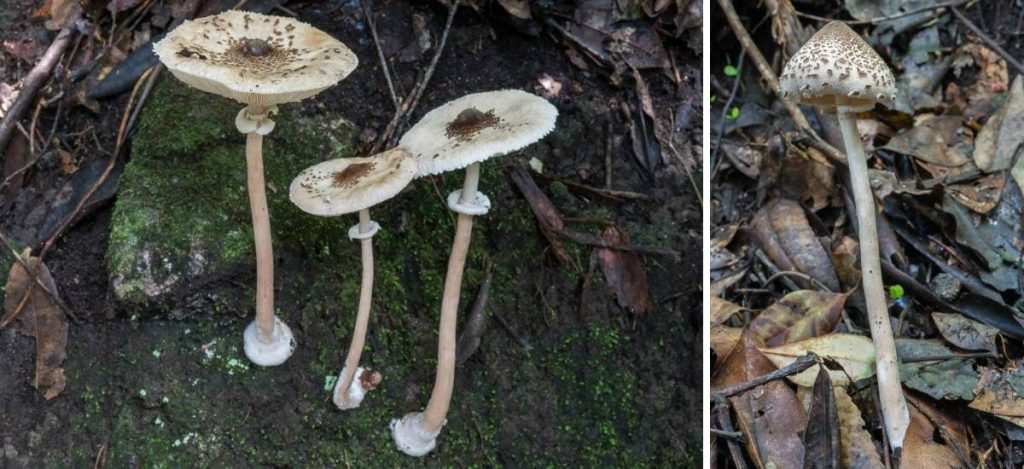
[712,0,1024,465]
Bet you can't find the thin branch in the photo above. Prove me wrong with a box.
[950,6,1024,76]
[713,353,818,399]
[361,0,400,110]
[0,20,77,158]
[796,0,973,26]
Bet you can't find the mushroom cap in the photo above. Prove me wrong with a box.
[154,10,357,107]
[399,90,558,177]
[779,21,896,114]
[289,147,416,217]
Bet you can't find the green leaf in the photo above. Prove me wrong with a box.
[726,106,740,120]
[888,284,904,299]
[724,64,738,77]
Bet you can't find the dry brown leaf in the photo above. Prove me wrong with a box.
[711,297,746,325]
[932,312,1000,355]
[759,334,876,387]
[597,226,652,315]
[834,387,883,468]
[751,199,841,292]
[43,0,82,30]
[881,115,969,167]
[3,248,67,400]
[949,43,1009,122]
[712,333,806,468]
[903,400,961,469]
[711,325,742,367]
[748,290,848,347]
[831,236,860,289]
[968,367,1024,426]
[497,0,531,19]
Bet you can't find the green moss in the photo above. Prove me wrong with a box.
[108,78,357,306]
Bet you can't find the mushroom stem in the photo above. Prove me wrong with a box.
[422,161,481,432]
[244,104,276,342]
[335,209,375,409]
[837,110,909,450]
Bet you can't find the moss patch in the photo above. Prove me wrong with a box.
[108,78,357,307]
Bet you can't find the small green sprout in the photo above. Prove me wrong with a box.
[889,284,905,300]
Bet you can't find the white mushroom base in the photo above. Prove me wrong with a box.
[333,366,370,410]
[390,412,442,457]
[242,317,295,366]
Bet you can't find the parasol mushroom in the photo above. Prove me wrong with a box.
[289,147,416,409]
[389,90,557,456]
[154,10,358,366]
[779,21,908,451]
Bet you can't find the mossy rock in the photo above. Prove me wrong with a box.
[108,78,359,310]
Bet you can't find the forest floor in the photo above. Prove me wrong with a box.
[0,0,700,466]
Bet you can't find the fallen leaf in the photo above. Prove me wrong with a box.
[907,394,971,465]
[597,226,652,315]
[976,75,1024,174]
[949,43,1009,123]
[831,236,860,289]
[43,0,82,30]
[2,248,67,400]
[712,333,806,468]
[711,296,746,325]
[903,399,962,469]
[711,325,742,366]
[968,367,1024,426]
[881,115,969,167]
[2,38,43,63]
[932,312,1000,354]
[759,333,876,387]
[834,387,884,468]
[107,0,143,15]
[802,364,839,469]
[748,290,848,347]
[497,0,531,19]
[750,199,841,292]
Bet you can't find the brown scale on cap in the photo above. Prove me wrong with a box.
[331,162,375,188]
[445,108,500,140]
[779,21,896,113]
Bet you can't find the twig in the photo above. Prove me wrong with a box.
[950,6,1024,76]
[714,396,750,469]
[764,270,834,292]
[361,0,400,110]
[713,353,818,399]
[0,20,77,158]
[492,310,532,352]
[715,0,812,130]
[709,428,745,441]
[0,230,75,324]
[40,65,157,256]
[372,0,461,153]
[796,0,973,26]
[711,50,744,176]
[604,119,613,189]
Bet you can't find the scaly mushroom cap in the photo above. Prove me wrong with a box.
[154,10,357,107]
[289,147,416,217]
[779,21,896,114]
[399,90,558,177]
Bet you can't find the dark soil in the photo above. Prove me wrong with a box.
[0,0,700,466]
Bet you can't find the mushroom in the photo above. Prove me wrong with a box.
[289,148,416,409]
[154,11,358,366]
[780,21,909,450]
[389,90,557,456]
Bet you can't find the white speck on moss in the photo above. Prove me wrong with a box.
[139,389,147,397]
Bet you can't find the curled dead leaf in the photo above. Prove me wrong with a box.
[3,248,67,400]
[751,199,841,292]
